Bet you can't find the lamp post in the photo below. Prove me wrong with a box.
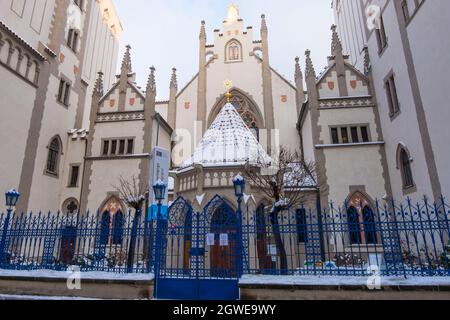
[152,180,167,297]
[233,175,245,276]
[0,189,20,264]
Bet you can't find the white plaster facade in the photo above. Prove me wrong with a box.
[0,0,122,213]
[333,0,450,202]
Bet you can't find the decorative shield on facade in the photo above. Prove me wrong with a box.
[109,99,115,107]
[281,95,288,103]
[184,102,191,110]
[129,98,135,106]
[59,53,65,63]
[73,65,79,75]
[328,81,335,90]
[350,80,358,89]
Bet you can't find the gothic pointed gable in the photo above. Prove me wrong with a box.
[180,103,272,169]
[316,60,371,99]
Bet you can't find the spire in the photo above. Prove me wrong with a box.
[331,25,343,57]
[295,56,303,81]
[305,49,316,79]
[261,14,267,34]
[121,44,132,74]
[227,4,239,23]
[170,67,178,90]
[93,71,104,97]
[200,20,206,40]
[146,66,156,95]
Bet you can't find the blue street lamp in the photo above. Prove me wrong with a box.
[152,180,167,298]
[1,189,20,264]
[233,175,245,276]
[232,175,245,198]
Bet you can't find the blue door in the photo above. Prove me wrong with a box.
[155,196,241,300]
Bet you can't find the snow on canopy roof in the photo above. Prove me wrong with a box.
[181,103,272,169]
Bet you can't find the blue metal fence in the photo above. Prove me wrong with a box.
[0,209,153,273]
[243,196,450,277]
[0,195,449,277]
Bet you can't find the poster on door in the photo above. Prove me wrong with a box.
[206,233,215,246]
[220,233,229,246]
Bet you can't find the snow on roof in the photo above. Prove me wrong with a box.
[181,103,272,169]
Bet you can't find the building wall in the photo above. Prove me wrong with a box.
[333,0,449,201]
[0,0,122,213]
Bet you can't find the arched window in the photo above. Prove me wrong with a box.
[100,196,125,246]
[226,40,242,62]
[400,148,414,189]
[46,137,61,175]
[62,198,79,214]
[347,192,378,245]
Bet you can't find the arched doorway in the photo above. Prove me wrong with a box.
[347,192,378,245]
[206,196,240,277]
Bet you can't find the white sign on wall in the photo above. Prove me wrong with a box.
[206,233,215,246]
[149,147,170,206]
[220,234,229,247]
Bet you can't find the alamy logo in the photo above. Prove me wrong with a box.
[367,265,382,290]
[366,5,382,31]
[67,266,82,290]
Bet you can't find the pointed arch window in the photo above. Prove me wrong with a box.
[226,40,242,62]
[399,147,414,189]
[100,197,125,246]
[347,192,378,245]
[46,137,62,175]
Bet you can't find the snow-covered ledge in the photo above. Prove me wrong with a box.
[0,270,154,300]
[239,275,450,300]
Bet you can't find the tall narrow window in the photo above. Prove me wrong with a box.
[341,127,349,144]
[102,140,110,156]
[118,140,125,155]
[57,79,71,106]
[400,148,414,188]
[69,165,79,187]
[67,28,79,52]
[331,128,339,144]
[361,126,370,142]
[127,139,134,154]
[46,137,61,175]
[375,15,388,52]
[226,40,242,62]
[351,127,359,143]
[110,140,117,155]
[347,206,362,245]
[385,74,400,117]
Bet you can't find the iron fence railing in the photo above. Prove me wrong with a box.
[0,209,154,273]
[0,195,449,276]
[244,196,450,277]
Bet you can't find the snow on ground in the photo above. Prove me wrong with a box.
[0,269,154,281]
[239,275,450,286]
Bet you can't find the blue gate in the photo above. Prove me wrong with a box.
[155,195,241,300]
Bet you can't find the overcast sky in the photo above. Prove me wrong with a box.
[113,0,335,99]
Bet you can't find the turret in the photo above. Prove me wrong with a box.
[168,67,178,128]
[294,57,305,116]
[197,20,207,135]
[330,25,348,97]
